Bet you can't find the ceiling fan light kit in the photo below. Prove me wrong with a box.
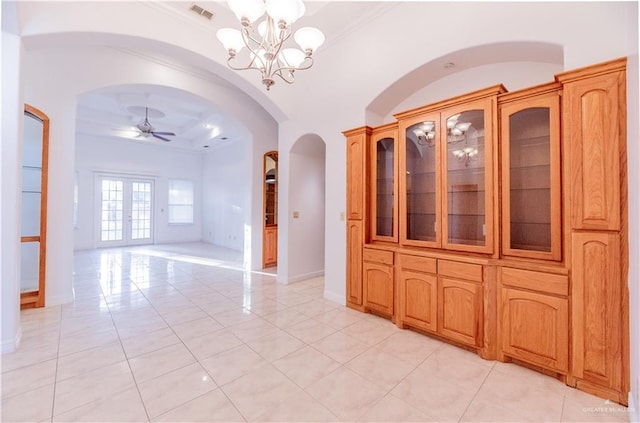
[217,0,324,90]
[136,107,176,142]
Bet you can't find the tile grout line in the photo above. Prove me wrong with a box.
[455,360,497,422]
[47,304,64,422]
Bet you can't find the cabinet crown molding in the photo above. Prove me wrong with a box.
[555,57,627,83]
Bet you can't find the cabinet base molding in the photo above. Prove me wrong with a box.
[574,380,628,407]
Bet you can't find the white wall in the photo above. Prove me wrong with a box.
[74,136,204,250]
[286,135,326,283]
[1,30,23,352]
[202,140,248,252]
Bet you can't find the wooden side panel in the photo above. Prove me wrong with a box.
[363,262,394,316]
[571,232,622,391]
[263,227,277,267]
[501,288,568,372]
[565,72,622,230]
[399,270,437,332]
[346,132,367,221]
[438,277,482,346]
[346,220,363,308]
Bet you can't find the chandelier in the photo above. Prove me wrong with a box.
[216,0,325,91]
[412,115,473,147]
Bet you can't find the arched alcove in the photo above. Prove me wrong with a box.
[366,41,564,124]
[287,134,326,283]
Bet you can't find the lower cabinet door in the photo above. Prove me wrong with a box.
[263,226,277,267]
[363,262,394,316]
[399,270,437,332]
[438,277,482,346]
[501,287,568,372]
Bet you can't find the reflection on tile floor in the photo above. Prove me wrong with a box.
[1,243,631,422]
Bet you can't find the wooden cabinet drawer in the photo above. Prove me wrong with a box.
[397,254,436,274]
[363,248,394,265]
[438,260,483,282]
[501,267,568,297]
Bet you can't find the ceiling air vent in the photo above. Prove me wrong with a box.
[189,3,215,20]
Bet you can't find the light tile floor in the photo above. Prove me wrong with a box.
[1,243,631,422]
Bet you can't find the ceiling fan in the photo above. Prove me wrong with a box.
[136,107,175,142]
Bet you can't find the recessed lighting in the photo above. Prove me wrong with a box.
[203,145,210,148]
[444,62,455,69]
[221,137,228,140]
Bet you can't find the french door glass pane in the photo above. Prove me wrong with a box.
[509,107,552,251]
[101,179,124,241]
[405,120,437,242]
[131,181,152,240]
[446,109,486,246]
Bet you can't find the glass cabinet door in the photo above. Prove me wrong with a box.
[400,115,440,247]
[441,99,494,253]
[501,93,561,260]
[370,126,398,242]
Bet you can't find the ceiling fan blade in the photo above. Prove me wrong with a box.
[152,131,176,136]
[152,133,172,142]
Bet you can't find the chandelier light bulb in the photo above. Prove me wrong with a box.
[456,122,472,132]
[422,122,434,132]
[294,27,325,53]
[227,0,265,24]
[281,48,306,68]
[217,28,245,53]
[265,0,305,27]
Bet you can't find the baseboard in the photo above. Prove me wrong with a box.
[287,270,324,284]
[46,292,74,307]
[629,391,639,422]
[1,327,22,354]
[323,289,346,306]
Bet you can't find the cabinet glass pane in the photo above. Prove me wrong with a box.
[375,137,394,237]
[509,107,551,251]
[405,121,437,241]
[20,241,40,293]
[23,114,43,168]
[21,192,41,236]
[446,110,485,246]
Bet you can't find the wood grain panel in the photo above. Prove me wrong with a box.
[438,260,483,282]
[501,288,568,372]
[344,127,372,221]
[364,262,394,316]
[572,232,622,390]
[347,220,363,307]
[400,270,437,332]
[263,226,277,267]
[438,277,482,346]
[500,267,568,296]
[397,254,437,274]
[564,72,622,230]
[363,247,394,265]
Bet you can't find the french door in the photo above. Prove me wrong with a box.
[96,175,154,247]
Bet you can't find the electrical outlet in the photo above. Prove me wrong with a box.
[293,211,300,218]
[340,212,345,221]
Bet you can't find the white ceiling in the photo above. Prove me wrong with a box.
[74,1,395,151]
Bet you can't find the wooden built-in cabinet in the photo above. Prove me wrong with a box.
[363,247,394,317]
[397,87,505,255]
[345,57,629,405]
[499,84,562,261]
[370,124,398,242]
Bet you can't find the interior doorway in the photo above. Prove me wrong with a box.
[95,175,154,248]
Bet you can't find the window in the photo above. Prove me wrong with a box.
[168,179,193,224]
